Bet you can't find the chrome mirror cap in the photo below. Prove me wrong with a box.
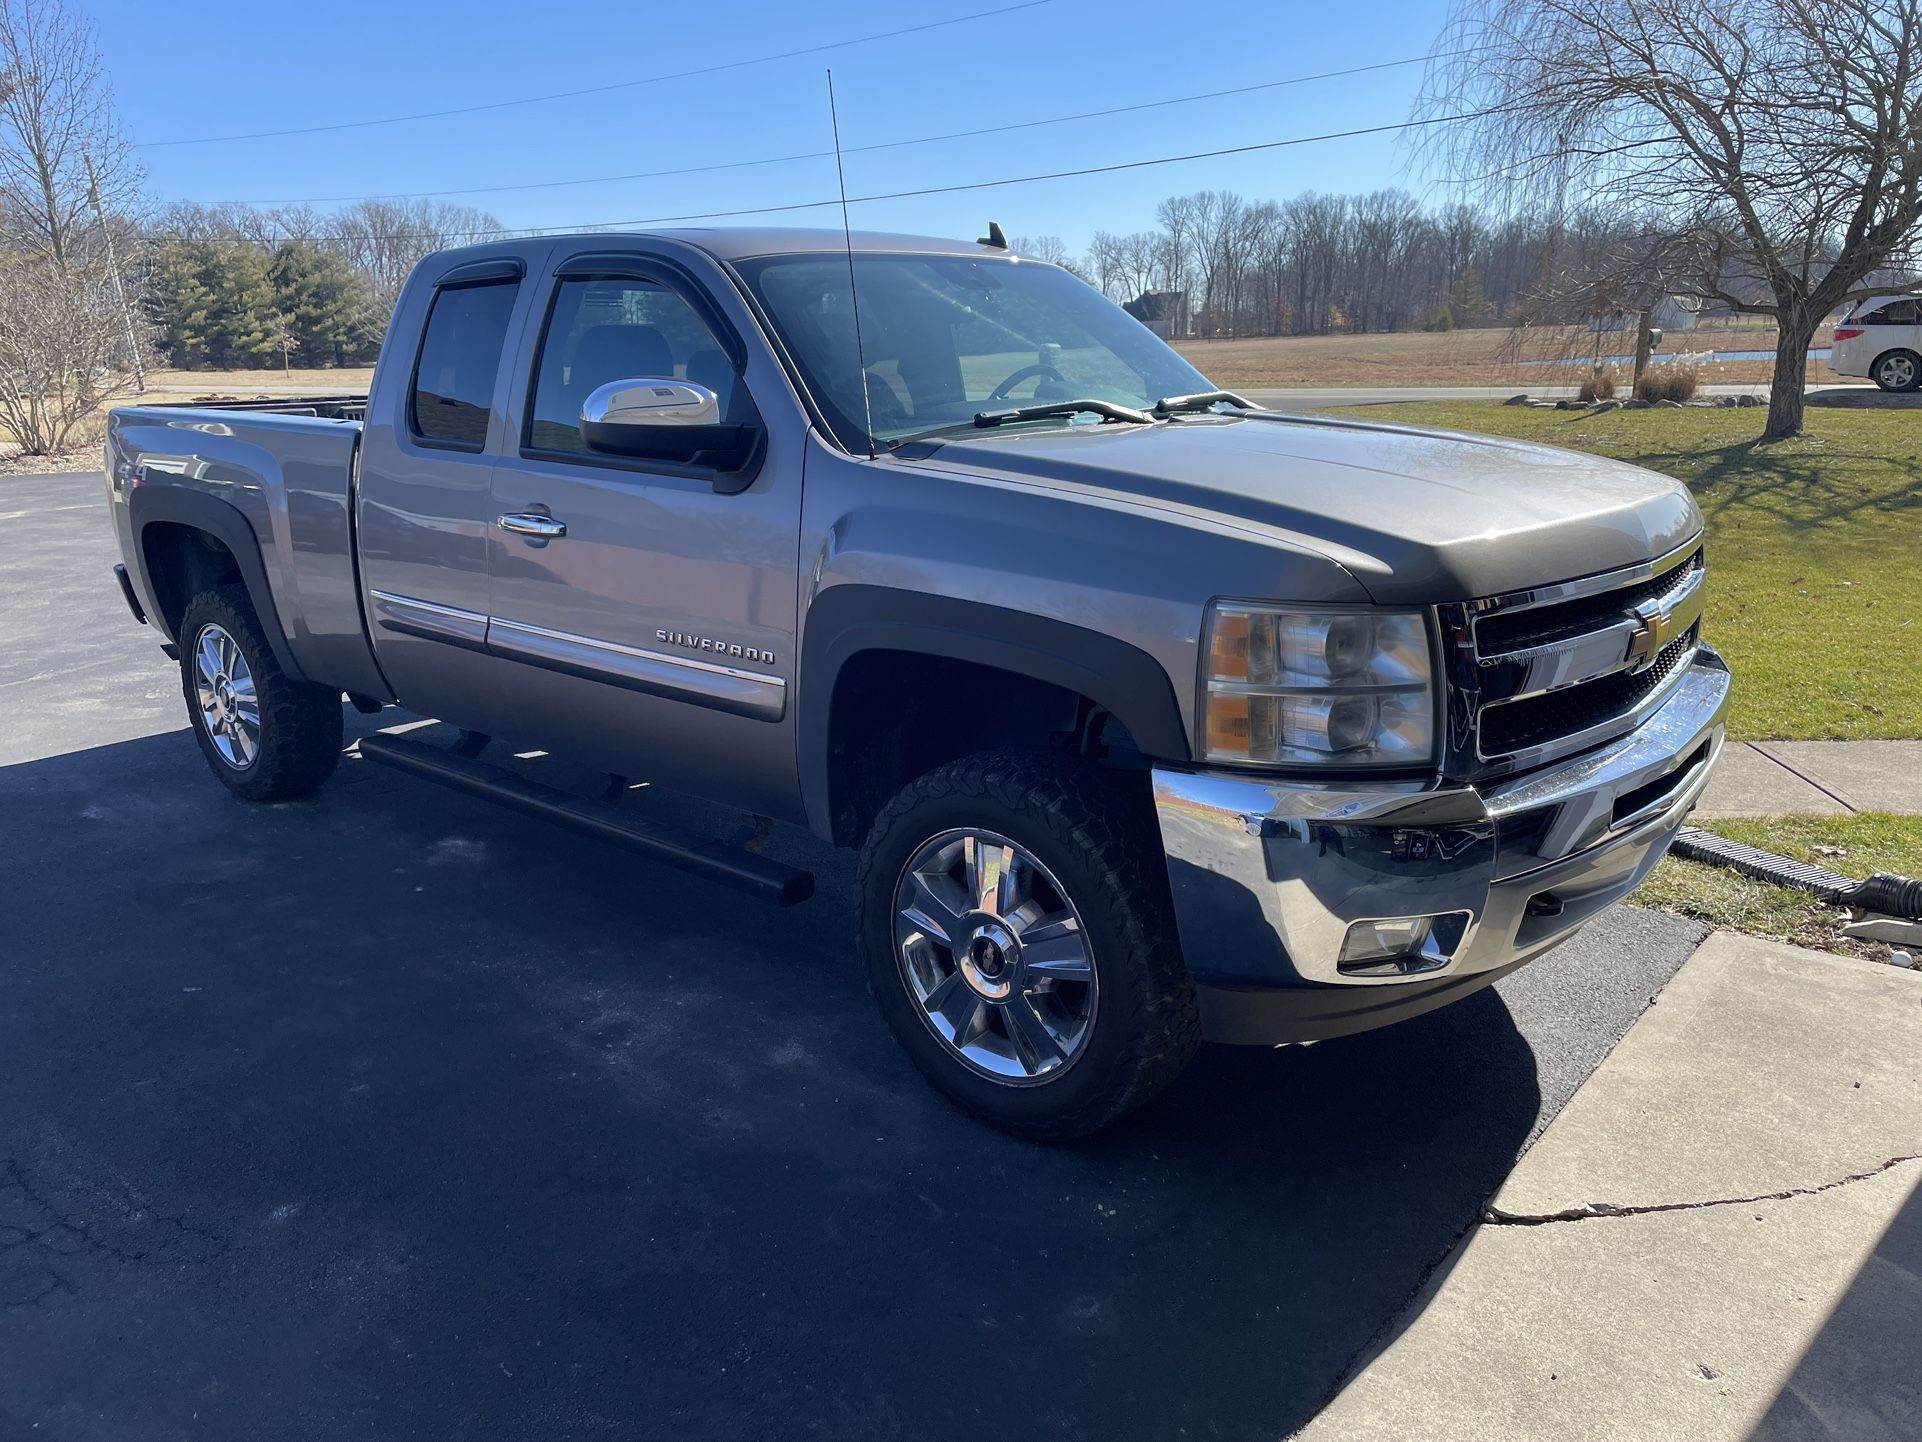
[581,377,720,429]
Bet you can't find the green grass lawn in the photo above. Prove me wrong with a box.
[1638,813,1922,963]
[1354,404,1922,741]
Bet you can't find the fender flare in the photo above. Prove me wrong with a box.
[128,485,307,681]
[798,584,1191,839]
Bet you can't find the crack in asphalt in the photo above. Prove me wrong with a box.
[1481,1153,1922,1226]
[1,1155,229,1302]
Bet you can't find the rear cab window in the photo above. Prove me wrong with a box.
[410,279,521,449]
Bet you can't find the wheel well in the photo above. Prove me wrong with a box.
[140,523,244,639]
[822,650,1144,847]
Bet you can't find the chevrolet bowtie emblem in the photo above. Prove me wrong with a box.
[1624,597,1678,674]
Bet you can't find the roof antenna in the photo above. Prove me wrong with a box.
[826,70,877,460]
[979,220,1008,249]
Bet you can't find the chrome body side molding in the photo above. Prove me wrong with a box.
[369,591,787,721]
[369,589,490,652]
[487,616,787,722]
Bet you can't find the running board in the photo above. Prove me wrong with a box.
[356,733,814,906]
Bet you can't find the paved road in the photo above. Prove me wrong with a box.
[1242,382,1820,409]
[0,472,1706,1441]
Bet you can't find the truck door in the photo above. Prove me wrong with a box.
[485,248,805,819]
[357,254,540,735]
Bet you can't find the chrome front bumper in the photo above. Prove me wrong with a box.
[1151,649,1730,1044]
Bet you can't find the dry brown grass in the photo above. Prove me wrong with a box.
[146,366,376,393]
[1175,318,1837,389]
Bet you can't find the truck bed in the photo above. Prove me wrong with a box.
[105,400,385,702]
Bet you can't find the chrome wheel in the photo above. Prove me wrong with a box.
[1875,352,1919,390]
[893,829,1098,1085]
[193,622,260,768]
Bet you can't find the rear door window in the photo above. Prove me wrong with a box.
[525,276,744,457]
[410,279,520,449]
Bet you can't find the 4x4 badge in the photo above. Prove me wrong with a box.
[1624,597,1678,674]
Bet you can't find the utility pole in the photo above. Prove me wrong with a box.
[84,153,145,393]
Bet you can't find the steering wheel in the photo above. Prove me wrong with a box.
[986,362,1066,402]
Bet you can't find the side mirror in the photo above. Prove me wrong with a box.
[579,377,758,473]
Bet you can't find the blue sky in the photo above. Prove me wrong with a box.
[93,0,1456,250]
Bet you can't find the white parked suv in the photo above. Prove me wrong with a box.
[1829,293,1922,391]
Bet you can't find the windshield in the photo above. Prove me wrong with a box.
[734,252,1212,451]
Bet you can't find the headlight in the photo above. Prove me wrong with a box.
[1201,603,1436,767]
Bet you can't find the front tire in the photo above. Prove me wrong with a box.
[855,750,1199,1140]
[1871,349,1921,392]
[179,585,343,802]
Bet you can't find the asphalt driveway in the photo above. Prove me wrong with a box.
[0,471,1705,1441]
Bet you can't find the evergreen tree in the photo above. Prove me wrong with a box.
[205,242,282,368]
[1448,271,1490,327]
[145,238,282,369]
[146,242,223,369]
[270,241,376,366]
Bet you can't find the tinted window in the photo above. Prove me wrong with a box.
[735,254,1210,452]
[1865,299,1919,325]
[410,280,519,448]
[527,276,741,456]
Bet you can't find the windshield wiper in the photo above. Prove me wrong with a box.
[886,398,1153,450]
[1152,389,1253,417]
[973,398,1153,428]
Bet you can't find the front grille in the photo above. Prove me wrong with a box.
[1479,626,1698,756]
[1476,548,1701,654]
[1450,539,1710,773]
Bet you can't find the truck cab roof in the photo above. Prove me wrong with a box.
[429,227,1019,269]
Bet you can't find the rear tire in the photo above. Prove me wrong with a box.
[1871,349,1920,392]
[179,585,343,802]
[855,750,1199,1141]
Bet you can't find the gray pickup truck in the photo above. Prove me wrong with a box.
[105,227,1728,1137]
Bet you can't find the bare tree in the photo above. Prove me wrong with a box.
[0,0,148,453]
[0,0,137,269]
[320,199,507,317]
[1011,233,1073,265]
[0,248,140,451]
[1423,0,1922,437]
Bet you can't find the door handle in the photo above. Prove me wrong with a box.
[497,512,567,539]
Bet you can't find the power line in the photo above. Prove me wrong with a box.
[135,0,1061,149]
[185,54,1453,206]
[148,112,1488,249]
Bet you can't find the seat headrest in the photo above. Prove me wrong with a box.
[571,324,673,385]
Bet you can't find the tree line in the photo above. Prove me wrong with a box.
[1035,192,1750,338]
[141,187,1638,373]
[139,200,506,370]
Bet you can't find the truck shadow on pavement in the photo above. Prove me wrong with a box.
[0,721,1557,1441]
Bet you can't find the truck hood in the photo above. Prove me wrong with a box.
[910,413,1703,603]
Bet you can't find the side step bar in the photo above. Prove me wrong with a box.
[357,733,814,907]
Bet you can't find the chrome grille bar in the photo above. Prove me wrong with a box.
[1441,537,1708,777]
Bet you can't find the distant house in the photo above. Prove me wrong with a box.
[1125,291,1189,339]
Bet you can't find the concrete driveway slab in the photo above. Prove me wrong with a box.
[1296,933,1922,1442]
[1493,933,1922,1216]
[1298,1159,1922,1442]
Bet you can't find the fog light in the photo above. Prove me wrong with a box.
[1340,916,1434,964]
[1337,912,1472,976]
